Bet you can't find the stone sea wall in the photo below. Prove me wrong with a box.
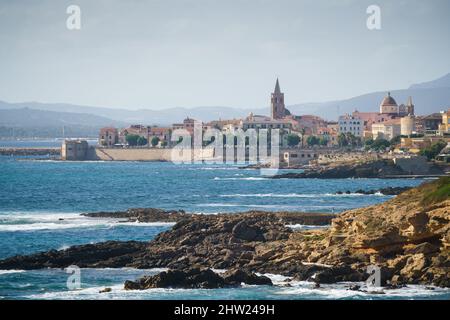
[0,147,60,156]
[89,147,216,162]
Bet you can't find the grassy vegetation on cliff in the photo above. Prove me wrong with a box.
[420,176,450,206]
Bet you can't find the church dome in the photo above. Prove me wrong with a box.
[381,92,397,106]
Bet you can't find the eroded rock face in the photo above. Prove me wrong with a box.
[256,177,450,287]
[124,268,272,290]
[132,212,293,270]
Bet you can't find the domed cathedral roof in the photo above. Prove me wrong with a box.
[381,92,398,106]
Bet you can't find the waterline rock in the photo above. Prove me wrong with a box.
[124,268,272,290]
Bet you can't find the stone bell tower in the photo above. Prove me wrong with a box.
[271,78,290,119]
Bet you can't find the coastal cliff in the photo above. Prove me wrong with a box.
[0,178,448,288]
[256,177,450,287]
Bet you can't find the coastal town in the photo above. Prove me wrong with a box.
[60,79,450,167]
[2,0,450,307]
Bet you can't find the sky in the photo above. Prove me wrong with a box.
[0,0,449,110]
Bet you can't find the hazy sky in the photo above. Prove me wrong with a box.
[0,0,449,110]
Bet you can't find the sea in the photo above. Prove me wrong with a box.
[0,140,449,300]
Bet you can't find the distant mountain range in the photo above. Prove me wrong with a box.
[0,101,257,127]
[288,73,450,119]
[0,107,125,128]
[0,107,126,138]
[0,73,449,138]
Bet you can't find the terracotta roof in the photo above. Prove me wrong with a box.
[99,127,118,133]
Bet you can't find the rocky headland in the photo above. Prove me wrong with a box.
[271,159,447,179]
[0,177,448,289]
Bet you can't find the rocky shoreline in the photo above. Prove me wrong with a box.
[124,268,273,290]
[271,160,447,179]
[0,147,60,156]
[336,186,412,196]
[82,209,335,225]
[0,178,448,289]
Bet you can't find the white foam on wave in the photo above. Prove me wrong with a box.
[26,283,206,300]
[26,284,126,300]
[13,268,450,300]
[25,278,449,300]
[220,193,387,198]
[0,269,25,275]
[259,273,290,285]
[273,281,450,299]
[213,177,268,181]
[197,203,299,209]
[0,212,175,232]
[189,167,239,171]
[31,160,108,163]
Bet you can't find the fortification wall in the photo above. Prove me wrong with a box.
[88,147,216,162]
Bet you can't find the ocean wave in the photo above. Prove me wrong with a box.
[0,270,25,275]
[219,193,387,198]
[188,167,239,171]
[11,268,449,300]
[273,282,449,299]
[0,212,175,232]
[23,279,450,300]
[213,177,268,181]
[197,203,299,209]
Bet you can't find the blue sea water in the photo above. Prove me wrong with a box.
[0,154,448,300]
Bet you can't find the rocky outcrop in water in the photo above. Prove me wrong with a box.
[82,208,190,222]
[271,160,446,179]
[0,241,147,270]
[336,186,412,196]
[124,268,272,290]
[128,212,293,270]
[82,209,335,225]
[0,212,334,271]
